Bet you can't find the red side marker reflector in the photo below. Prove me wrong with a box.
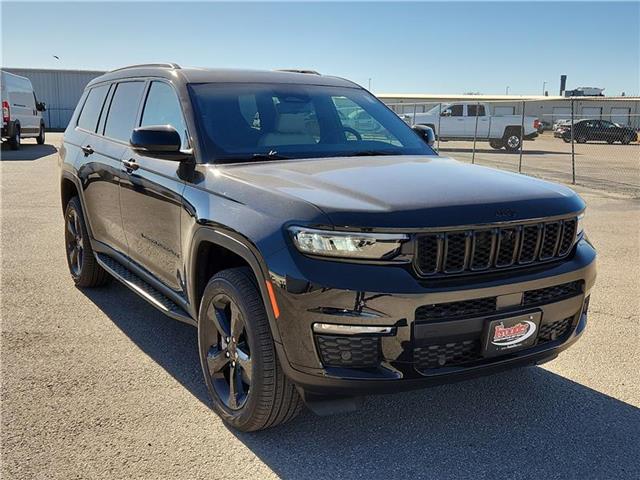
[265,280,280,319]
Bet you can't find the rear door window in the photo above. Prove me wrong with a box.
[104,81,145,142]
[77,84,109,132]
[140,81,188,149]
[467,105,486,117]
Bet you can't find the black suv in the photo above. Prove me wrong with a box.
[60,64,596,431]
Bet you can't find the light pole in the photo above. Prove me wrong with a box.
[505,86,510,95]
[368,78,372,91]
[542,81,547,95]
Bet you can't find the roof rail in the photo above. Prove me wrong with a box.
[109,63,181,73]
[276,69,321,75]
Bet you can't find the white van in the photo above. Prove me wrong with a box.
[1,70,46,150]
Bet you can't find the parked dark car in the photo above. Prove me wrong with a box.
[59,64,596,431]
[558,119,637,144]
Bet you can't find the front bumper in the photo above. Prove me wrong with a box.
[266,239,596,395]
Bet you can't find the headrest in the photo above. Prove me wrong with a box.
[276,113,307,133]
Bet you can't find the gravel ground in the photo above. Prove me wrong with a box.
[1,134,639,479]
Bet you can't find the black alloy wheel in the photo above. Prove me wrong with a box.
[202,293,253,410]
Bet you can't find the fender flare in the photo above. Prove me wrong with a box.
[60,170,96,241]
[188,226,282,344]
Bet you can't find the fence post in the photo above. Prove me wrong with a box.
[472,101,479,164]
[412,102,417,127]
[570,98,576,184]
[518,100,525,173]
[437,103,442,151]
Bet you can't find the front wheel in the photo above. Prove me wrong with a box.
[198,267,303,431]
[36,124,45,145]
[621,134,633,145]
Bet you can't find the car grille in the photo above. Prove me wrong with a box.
[416,281,583,321]
[415,217,578,277]
[414,315,576,372]
[537,316,574,343]
[414,340,481,369]
[315,335,380,368]
[523,281,584,306]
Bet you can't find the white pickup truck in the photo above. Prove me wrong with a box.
[411,103,540,151]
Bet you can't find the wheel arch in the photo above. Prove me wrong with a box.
[188,227,282,344]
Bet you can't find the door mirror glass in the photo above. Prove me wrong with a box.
[130,125,183,155]
[441,109,452,117]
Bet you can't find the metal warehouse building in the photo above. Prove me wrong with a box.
[4,68,639,130]
[4,68,105,130]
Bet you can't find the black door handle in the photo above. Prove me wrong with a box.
[122,158,139,171]
[81,145,94,156]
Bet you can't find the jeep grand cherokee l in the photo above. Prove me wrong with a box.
[59,63,596,432]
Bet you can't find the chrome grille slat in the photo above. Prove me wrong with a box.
[416,217,579,277]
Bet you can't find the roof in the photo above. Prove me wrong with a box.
[87,64,360,89]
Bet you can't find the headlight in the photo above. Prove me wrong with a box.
[289,227,408,260]
[576,213,585,237]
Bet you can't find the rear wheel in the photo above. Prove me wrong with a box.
[503,129,522,152]
[36,124,45,145]
[489,139,504,150]
[198,267,303,431]
[64,197,111,287]
[8,125,20,150]
[621,134,633,145]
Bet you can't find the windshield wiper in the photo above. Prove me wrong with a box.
[350,150,400,157]
[251,150,291,161]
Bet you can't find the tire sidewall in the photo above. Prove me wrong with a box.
[197,272,270,429]
[64,198,85,283]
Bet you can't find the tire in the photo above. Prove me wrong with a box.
[36,124,45,145]
[489,140,504,150]
[198,267,303,432]
[9,125,20,150]
[64,197,111,287]
[503,129,522,152]
[576,136,587,144]
[621,134,632,145]
[606,139,615,144]
[562,135,571,143]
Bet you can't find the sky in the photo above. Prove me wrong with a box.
[1,1,639,96]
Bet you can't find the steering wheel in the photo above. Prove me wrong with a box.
[343,126,362,141]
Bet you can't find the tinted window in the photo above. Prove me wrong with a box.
[189,83,435,162]
[467,105,486,117]
[77,85,109,132]
[104,82,145,142]
[140,82,188,148]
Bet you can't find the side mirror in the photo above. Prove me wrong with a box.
[36,102,46,112]
[441,110,451,117]
[412,125,436,147]
[130,125,184,157]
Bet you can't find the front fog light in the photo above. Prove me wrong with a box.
[289,227,408,259]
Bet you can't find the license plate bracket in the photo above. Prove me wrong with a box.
[481,311,542,357]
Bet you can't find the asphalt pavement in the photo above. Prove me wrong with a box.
[1,134,639,479]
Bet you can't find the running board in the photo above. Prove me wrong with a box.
[95,253,194,325]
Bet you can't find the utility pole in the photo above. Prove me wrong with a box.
[542,81,547,95]
[505,86,510,95]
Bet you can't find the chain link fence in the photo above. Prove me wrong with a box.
[385,97,640,196]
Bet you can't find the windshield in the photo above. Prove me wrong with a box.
[188,83,436,163]
[426,103,449,115]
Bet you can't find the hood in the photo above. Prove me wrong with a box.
[214,155,584,229]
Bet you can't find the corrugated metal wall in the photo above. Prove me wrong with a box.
[3,68,105,129]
